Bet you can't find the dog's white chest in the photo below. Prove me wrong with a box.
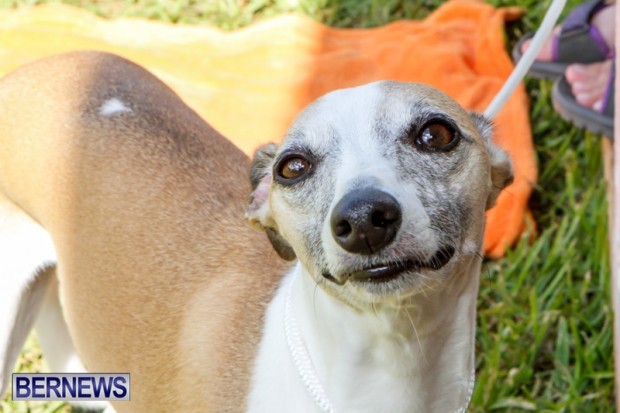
[246,267,474,413]
[246,270,316,413]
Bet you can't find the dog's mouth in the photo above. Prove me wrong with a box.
[322,246,456,285]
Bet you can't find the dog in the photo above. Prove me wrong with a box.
[0,51,512,412]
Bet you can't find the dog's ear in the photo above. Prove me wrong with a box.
[246,143,296,261]
[470,113,514,209]
[247,143,277,227]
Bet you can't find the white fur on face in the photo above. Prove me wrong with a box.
[318,122,438,279]
[264,81,500,305]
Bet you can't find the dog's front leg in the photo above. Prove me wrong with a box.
[0,197,56,396]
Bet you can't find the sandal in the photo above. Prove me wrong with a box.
[552,60,614,137]
[512,0,613,80]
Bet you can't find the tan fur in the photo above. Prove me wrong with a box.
[0,51,289,412]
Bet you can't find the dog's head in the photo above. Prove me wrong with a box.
[247,81,512,307]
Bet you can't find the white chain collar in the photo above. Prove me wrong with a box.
[283,271,475,413]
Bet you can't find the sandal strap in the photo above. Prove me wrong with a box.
[554,0,612,63]
[602,59,615,117]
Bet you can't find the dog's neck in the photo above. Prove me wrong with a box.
[288,260,479,413]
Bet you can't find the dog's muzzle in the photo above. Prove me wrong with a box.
[321,245,455,286]
[330,188,402,255]
[324,187,455,286]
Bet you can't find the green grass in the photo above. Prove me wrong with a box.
[0,0,614,412]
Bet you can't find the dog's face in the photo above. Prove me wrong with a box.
[247,81,512,307]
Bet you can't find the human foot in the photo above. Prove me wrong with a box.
[565,60,613,112]
[552,60,614,137]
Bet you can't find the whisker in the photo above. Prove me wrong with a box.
[405,308,426,363]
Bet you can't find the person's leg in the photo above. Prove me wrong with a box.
[614,0,620,138]
[611,1,619,410]
[520,3,615,61]
[616,0,620,124]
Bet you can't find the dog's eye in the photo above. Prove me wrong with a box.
[416,122,457,151]
[276,156,312,182]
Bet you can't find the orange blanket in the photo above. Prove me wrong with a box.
[0,0,535,257]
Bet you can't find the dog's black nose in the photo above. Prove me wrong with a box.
[330,188,401,255]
